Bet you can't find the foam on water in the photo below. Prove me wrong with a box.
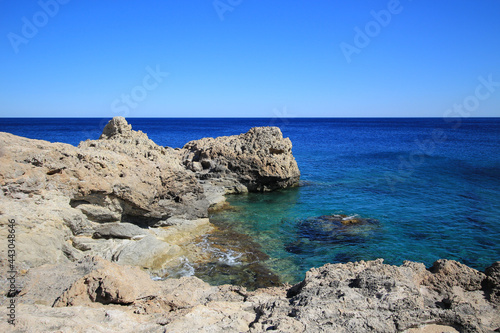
[151,256,195,280]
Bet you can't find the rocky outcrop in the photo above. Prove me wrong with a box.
[3,257,498,332]
[182,126,300,192]
[254,259,500,332]
[0,117,299,271]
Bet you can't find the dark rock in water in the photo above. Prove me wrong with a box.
[285,214,378,254]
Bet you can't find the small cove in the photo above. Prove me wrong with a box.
[2,117,499,288]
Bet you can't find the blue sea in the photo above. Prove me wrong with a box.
[1,118,499,286]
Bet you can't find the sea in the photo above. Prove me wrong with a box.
[1,117,499,288]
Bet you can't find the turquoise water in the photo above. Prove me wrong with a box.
[1,118,499,286]
[207,118,500,284]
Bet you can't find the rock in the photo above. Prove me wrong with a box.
[16,256,109,306]
[285,214,378,256]
[0,195,74,268]
[112,235,180,268]
[54,257,157,306]
[160,302,256,332]
[424,259,486,292]
[0,304,165,333]
[70,236,128,262]
[199,180,227,210]
[77,203,122,223]
[93,222,148,240]
[62,212,95,236]
[0,118,207,269]
[182,126,300,192]
[484,261,500,304]
[11,257,259,332]
[0,118,302,270]
[403,324,459,333]
[99,116,132,139]
[6,257,500,332]
[251,259,500,332]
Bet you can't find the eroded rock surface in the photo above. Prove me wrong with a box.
[182,126,300,192]
[2,257,498,332]
[252,259,499,332]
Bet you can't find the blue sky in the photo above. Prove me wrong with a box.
[1,0,499,117]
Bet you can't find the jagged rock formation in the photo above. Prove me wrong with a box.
[182,126,300,192]
[1,257,498,332]
[255,259,500,332]
[0,117,300,270]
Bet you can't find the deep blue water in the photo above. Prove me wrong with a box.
[1,117,499,284]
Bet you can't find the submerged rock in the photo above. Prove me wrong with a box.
[285,214,379,256]
[190,224,282,290]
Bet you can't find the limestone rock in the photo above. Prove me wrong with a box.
[112,235,179,268]
[0,118,303,270]
[54,257,157,306]
[484,261,500,304]
[424,259,486,292]
[7,257,500,332]
[0,118,207,269]
[62,212,95,236]
[182,126,300,192]
[251,259,500,332]
[93,222,148,240]
[99,116,132,139]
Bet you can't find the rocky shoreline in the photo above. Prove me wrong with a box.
[0,117,498,332]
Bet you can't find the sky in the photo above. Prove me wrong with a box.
[0,0,499,118]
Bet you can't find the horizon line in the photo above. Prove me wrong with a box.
[1,116,500,119]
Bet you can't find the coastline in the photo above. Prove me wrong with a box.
[0,117,498,332]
